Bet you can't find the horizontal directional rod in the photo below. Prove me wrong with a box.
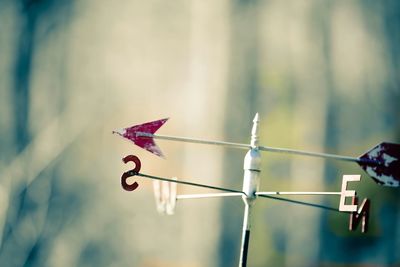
[137,132,373,164]
[136,172,245,195]
[177,192,244,200]
[137,173,343,199]
[256,191,341,196]
[257,194,340,212]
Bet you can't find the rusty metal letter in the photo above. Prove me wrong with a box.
[349,196,370,233]
[121,155,141,191]
[339,175,361,212]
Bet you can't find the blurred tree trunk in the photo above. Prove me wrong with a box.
[381,0,400,264]
[12,0,35,154]
[283,2,330,266]
[0,1,74,266]
[178,0,229,265]
[1,1,37,265]
[219,0,261,266]
[382,0,400,142]
[318,1,400,265]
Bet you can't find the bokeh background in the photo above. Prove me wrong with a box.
[0,0,399,266]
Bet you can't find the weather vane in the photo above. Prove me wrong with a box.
[113,114,399,267]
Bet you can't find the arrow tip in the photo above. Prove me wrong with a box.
[112,129,125,136]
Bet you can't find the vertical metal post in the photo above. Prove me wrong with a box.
[239,114,261,267]
[239,201,252,267]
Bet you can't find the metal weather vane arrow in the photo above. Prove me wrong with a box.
[113,117,400,187]
[113,115,399,267]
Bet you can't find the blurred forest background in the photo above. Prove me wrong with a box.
[0,0,399,266]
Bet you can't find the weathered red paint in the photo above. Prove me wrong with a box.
[121,155,141,191]
[358,142,400,187]
[114,118,168,157]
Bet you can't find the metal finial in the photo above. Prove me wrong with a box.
[251,113,260,148]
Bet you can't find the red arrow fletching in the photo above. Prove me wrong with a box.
[358,142,400,187]
[113,118,168,157]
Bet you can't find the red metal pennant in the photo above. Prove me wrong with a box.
[358,142,400,187]
[114,118,168,157]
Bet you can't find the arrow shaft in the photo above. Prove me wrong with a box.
[137,132,251,150]
[137,132,379,164]
[258,145,360,162]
